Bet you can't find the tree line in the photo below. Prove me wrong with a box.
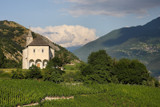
[79,50,159,86]
[11,50,159,87]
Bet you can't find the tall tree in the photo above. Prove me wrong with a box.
[112,58,150,84]
[88,50,113,71]
[82,50,114,83]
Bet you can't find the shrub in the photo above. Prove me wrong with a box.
[46,57,63,68]
[26,65,42,79]
[43,67,64,83]
[11,69,25,79]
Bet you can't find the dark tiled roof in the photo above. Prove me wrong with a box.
[28,36,49,46]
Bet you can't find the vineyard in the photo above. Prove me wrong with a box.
[0,79,160,106]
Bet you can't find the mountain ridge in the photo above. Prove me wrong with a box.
[73,17,160,77]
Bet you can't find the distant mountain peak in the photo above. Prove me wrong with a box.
[144,17,160,28]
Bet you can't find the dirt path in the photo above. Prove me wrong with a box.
[17,96,74,107]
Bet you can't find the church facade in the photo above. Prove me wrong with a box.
[22,31,55,69]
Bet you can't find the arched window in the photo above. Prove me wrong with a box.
[36,59,42,68]
[29,59,34,68]
[43,60,48,68]
[33,49,35,53]
[42,49,44,53]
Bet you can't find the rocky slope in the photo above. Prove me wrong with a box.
[0,20,78,68]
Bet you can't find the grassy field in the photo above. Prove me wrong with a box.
[0,65,160,107]
[0,69,15,79]
[0,68,16,72]
[0,79,160,107]
[63,61,81,73]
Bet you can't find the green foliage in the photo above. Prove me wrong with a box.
[112,58,150,85]
[80,50,114,84]
[88,50,113,68]
[80,50,159,86]
[26,65,42,79]
[62,62,83,82]
[0,70,11,79]
[49,69,64,83]
[11,66,42,80]
[11,69,25,79]
[0,80,160,106]
[43,67,64,84]
[63,71,82,82]
[79,62,94,76]
[39,84,160,107]
[0,48,4,68]
[52,56,63,67]
[44,57,65,83]
[54,44,79,64]
[46,57,63,68]
[3,59,21,68]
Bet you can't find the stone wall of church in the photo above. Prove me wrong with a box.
[22,46,55,69]
[27,46,50,69]
[22,48,28,69]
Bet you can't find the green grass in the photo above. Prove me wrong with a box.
[0,79,105,106]
[63,61,80,73]
[0,79,160,106]
[0,68,28,79]
[0,70,13,79]
[34,84,160,107]
[0,68,16,72]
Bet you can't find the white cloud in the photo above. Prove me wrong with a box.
[65,0,160,17]
[31,25,97,47]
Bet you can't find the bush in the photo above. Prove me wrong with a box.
[25,65,42,79]
[46,57,63,68]
[43,67,64,83]
[11,69,25,79]
[80,63,94,76]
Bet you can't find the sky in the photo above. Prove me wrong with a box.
[1,0,160,47]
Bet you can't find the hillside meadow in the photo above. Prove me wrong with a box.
[0,79,160,107]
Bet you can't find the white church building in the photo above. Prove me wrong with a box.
[22,30,56,69]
